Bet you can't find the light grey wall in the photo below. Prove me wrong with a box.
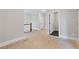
[0,9,24,43]
[24,13,32,24]
[59,9,78,39]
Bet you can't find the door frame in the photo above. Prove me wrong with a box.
[48,11,60,37]
[78,11,79,39]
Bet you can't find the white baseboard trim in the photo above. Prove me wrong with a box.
[0,36,27,48]
[59,35,78,41]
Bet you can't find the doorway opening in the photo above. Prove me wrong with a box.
[24,10,46,33]
[49,12,59,36]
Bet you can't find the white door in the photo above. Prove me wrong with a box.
[49,12,54,34]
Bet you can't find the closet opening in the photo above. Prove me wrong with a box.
[49,12,59,36]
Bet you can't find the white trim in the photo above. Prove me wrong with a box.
[59,35,78,41]
[59,35,69,40]
[0,36,27,48]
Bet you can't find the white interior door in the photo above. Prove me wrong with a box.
[49,12,54,34]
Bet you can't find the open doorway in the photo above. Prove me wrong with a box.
[24,9,46,33]
[24,13,32,33]
[49,12,59,36]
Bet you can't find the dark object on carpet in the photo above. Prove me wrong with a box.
[50,31,59,36]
